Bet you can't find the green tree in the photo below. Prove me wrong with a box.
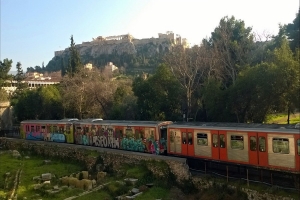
[67,35,82,77]
[0,58,12,83]
[133,64,182,120]
[270,39,300,124]
[205,16,254,87]
[285,9,299,52]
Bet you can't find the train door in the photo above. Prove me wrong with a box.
[181,129,195,157]
[181,129,187,156]
[159,125,168,154]
[248,132,258,165]
[219,130,227,161]
[211,130,219,160]
[114,126,123,149]
[257,132,268,167]
[295,134,300,172]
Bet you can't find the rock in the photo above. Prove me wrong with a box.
[12,150,21,157]
[33,184,42,190]
[41,173,52,181]
[6,172,10,176]
[43,160,51,164]
[43,180,51,184]
[97,171,107,180]
[131,188,139,194]
[92,179,97,187]
[146,183,154,188]
[33,176,41,181]
[24,156,30,159]
[53,185,59,190]
[82,171,88,179]
[124,178,138,185]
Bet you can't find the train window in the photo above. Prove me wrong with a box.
[182,132,187,144]
[59,126,64,133]
[197,133,208,146]
[36,126,40,132]
[259,137,266,152]
[53,126,58,132]
[84,127,89,134]
[273,138,289,154]
[41,126,46,133]
[66,125,71,134]
[76,127,82,134]
[170,131,175,143]
[298,140,300,156]
[213,134,218,147]
[220,134,225,148]
[30,126,35,132]
[250,136,257,151]
[231,135,244,150]
[188,133,193,145]
[125,128,134,138]
[135,129,141,139]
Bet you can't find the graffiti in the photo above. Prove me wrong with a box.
[43,132,66,142]
[26,132,44,140]
[121,138,145,152]
[93,135,119,148]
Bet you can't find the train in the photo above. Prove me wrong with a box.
[20,119,300,174]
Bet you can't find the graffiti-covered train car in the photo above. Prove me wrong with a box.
[20,119,77,143]
[73,120,172,154]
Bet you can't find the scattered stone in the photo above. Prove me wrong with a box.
[146,183,154,188]
[124,178,138,185]
[12,150,21,157]
[97,171,107,180]
[41,173,51,181]
[43,180,51,184]
[116,181,126,185]
[53,185,59,190]
[6,172,10,176]
[24,156,30,159]
[43,160,51,164]
[33,184,42,190]
[131,188,139,194]
[33,176,41,181]
[61,185,68,189]
[92,179,97,187]
[81,171,89,179]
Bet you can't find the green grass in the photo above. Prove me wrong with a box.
[266,112,300,124]
[76,190,113,200]
[0,151,85,200]
[135,187,169,200]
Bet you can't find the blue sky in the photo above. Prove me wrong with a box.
[1,0,298,72]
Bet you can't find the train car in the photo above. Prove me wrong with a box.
[20,119,77,143]
[167,122,300,173]
[73,120,172,154]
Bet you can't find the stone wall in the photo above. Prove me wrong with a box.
[0,138,191,183]
[0,102,13,130]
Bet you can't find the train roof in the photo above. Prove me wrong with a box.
[74,120,172,127]
[169,122,300,134]
[21,119,77,124]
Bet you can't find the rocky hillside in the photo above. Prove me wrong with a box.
[46,37,174,74]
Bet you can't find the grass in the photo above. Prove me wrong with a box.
[266,112,300,124]
[135,187,169,200]
[76,190,112,200]
[0,150,85,200]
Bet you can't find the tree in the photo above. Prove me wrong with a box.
[164,46,210,121]
[285,9,300,52]
[205,16,254,87]
[0,58,12,83]
[133,64,183,121]
[270,39,300,124]
[66,35,82,77]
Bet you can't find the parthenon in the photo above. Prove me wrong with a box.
[93,34,134,42]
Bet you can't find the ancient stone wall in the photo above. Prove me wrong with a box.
[0,138,191,183]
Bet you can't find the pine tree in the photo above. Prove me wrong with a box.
[67,35,82,77]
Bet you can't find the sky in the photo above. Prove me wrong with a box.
[1,0,299,72]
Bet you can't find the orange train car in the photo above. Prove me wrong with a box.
[167,123,300,173]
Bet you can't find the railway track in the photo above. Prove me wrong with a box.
[187,158,300,191]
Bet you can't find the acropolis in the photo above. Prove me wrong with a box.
[55,31,189,57]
